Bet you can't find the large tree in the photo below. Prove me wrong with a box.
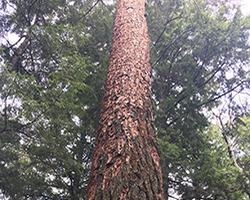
[85,0,164,199]
[0,0,250,199]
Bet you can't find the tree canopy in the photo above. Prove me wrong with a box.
[0,0,250,199]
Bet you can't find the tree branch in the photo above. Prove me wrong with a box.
[153,13,183,47]
[76,0,100,21]
[152,28,192,67]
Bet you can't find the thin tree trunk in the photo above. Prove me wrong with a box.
[222,134,250,197]
[217,114,250,198]
[10,36,30,73]
[85,0,164,199]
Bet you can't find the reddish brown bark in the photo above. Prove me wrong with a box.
[85,0,164,199]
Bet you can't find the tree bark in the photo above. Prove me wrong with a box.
[85,0,164,199]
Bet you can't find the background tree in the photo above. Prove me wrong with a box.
[0,0,114,199]
[146,0,250,198]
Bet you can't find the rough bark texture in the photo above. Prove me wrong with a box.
[85,0,164,199]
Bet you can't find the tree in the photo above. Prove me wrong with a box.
[1,0,250,199]
[212,103,250,198]
[85,0,164,199]
[0,0,113,199]
[145,0,250,198]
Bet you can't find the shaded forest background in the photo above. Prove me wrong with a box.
[0,0,250,199]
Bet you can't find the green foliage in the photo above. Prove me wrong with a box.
[0,0,114,199]
[146,0,250,198]
[0,0,250,199]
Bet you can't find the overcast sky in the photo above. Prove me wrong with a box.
[241,0,250,15]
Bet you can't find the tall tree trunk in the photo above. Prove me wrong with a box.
[85,0,164,199]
